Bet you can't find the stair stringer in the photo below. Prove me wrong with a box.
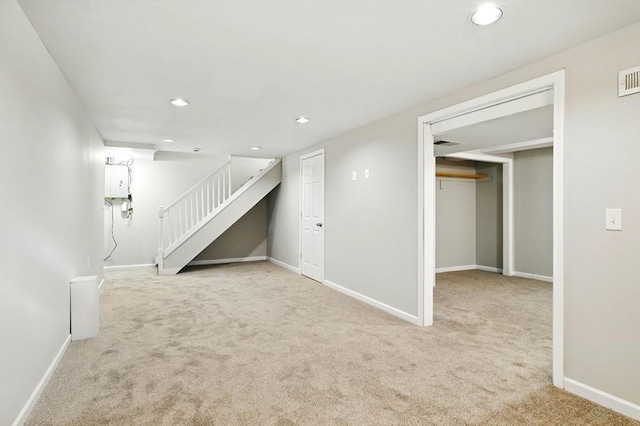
[159,160,281,275]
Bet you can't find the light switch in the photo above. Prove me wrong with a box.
[352,171,357,181]
[365,169,370,179]
[605,208,622,231]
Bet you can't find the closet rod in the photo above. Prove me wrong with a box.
[435,172,488,180]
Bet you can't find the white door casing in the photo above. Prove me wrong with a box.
[300,149,325,282]
[418,70,565,387]
[443,151,514,276]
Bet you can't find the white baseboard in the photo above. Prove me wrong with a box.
[435,265,504,274]
[12,334,71,426]
[434,265,552,283]
[267,257,300,274]
[188,256,267,266]
[513,271,553,282]
[476,265,503,273]
[265,259,418,326]
[103,263,155,272]
[323,279,420,325]
[564,377,640,421]
[435,265,477,273]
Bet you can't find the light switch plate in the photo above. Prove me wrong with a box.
[605,208,622,231]
[365,169,370,179]
[352,171,357,181]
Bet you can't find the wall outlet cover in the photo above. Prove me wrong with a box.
[605,208,622,231]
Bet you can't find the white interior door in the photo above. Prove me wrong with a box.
[300,150,324,282]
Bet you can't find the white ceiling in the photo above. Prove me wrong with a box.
[18,1,640,158]
[433,105,553,156]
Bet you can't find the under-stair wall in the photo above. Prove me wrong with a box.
[191,199,268,264]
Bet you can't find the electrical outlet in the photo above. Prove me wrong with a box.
[87,256,91,269]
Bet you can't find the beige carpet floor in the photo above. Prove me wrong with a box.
[26,262,638,425]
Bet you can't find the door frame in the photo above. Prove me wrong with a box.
[442,151,514,276]
[299,148,325,282]
[417,70,565,388]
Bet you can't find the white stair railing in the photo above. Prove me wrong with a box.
[158,160,231,253]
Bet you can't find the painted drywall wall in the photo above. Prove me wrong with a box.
[103,152,267,267]
[230,157,274,193]
[514,148,553,277]
[435,159,503,271]
[266,156,301,269]
[0,1,104,424]
[476,162,503,270]
[267,23,640,405]
[558,25,639,402]
[435,159,477,269]
[270,116,420,315]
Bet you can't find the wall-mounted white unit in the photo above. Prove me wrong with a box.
[70,275,98,341]
[105,164,129,198]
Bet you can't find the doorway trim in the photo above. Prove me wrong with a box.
[443,151,514,276]
[417,70,565,388]
[299,148,325,282]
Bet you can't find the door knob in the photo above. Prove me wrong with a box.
[316,222,323,227]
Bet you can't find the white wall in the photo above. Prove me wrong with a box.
[559,27,638,404]
[514,147,553,277]
[0,1,104,424]
[267,23,640,406]
[435,159,504,272]
[269,116,419,315]
[104,152,268,267]
[266,156,301,268]
[230,156,274,193]
[476,162,503,269]
[435,159,477,269]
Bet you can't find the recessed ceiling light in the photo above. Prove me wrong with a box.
[170,98,189,107]
[471,5,503,26]
[295,116,310,124]
[250,146,261,151]
[162,138,175,143]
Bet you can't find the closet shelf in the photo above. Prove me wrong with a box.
[436,172,488,180]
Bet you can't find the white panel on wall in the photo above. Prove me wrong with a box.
[70,276,98,341]
[104,165,129,198]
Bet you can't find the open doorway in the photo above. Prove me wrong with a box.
[434,157,506,275]
[417,71,565,388]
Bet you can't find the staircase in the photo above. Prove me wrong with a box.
[157,158,282,275]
